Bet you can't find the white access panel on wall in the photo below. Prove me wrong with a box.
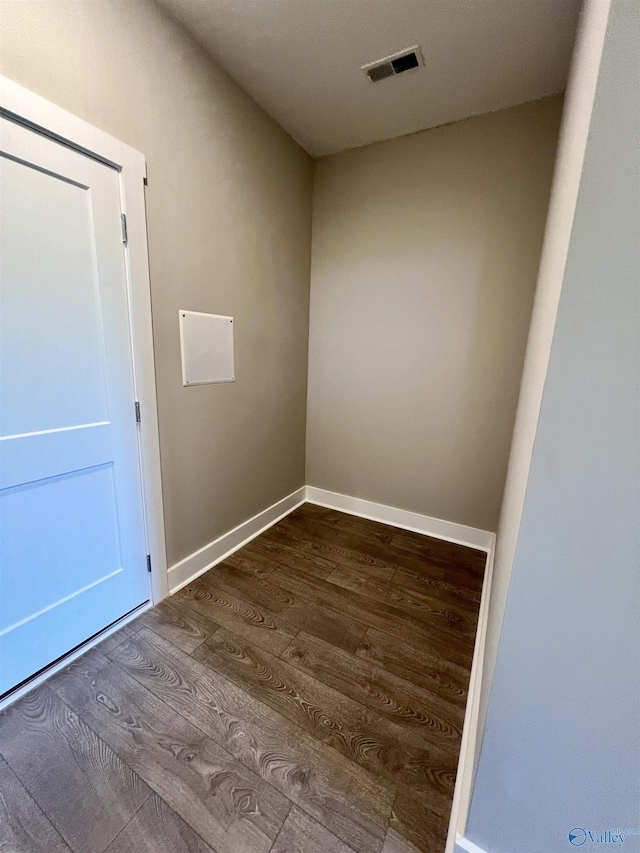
[179,310,235,386]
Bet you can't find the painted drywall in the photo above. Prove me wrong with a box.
[306,97,562,532]
[0,0,313,568]
[469,0,612,788]
[465,1,640,850]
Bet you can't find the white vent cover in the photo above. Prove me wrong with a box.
[179,310,235,386]
[362,45,424,82]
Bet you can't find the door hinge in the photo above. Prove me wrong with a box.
[121,213,128,245]
[146,554,152,573]
[135,401,141,424]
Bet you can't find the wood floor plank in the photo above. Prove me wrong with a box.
[392,565,482,609]
[288,505,395,546]
[174,581,298,656]
[442,562,485,593]
[280,631,464,749]
[94,620,143,655]
[325,558,396,587]
[325,564,479,635]
[390,785,450,853]
[263,520,397,575]
[281,514,451,580]
[2,507,480,853]
[108,627,393,853]
[199,562,367,654]
[238,536,338,580]
[222,541,336,586]
[382,828,425,853]
[221,550,276,579]
[0,683,150,853]
[103,793,215,853]
[389,528,486,573]
[138,598,220,654]
[280,514,399,563]
[270,806,358,853]
[290,508,486,586]
[356,628,469,710]
[270,569,475,670]
[193,630,456,818]
[0,755,72,852]
[52,649,290,853]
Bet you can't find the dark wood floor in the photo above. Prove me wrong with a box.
[0,503,485,853]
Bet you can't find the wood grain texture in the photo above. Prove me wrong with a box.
[442,562,485,593]
[382,827,425,853]
[262,518,398,575]
[270,569,475,670]
[281,631,463,750]
[138,598,220,654]
[175,581,298,656]
[326,564,479,632]
[1,505,484,853]
[291,504,396,544]
[270,806,357,853]
[193,630,457,818]
[108,627,393,853]
[0,755,72,852]
[239,536,338,580]
[392,565,482,608]
[201,562,367,654]
[388,528,486,573]
[103,793,216,853]
[356,628,470,710]
[52,649,290,853]
[282,512,450,579]
[297,506,483,579]
[389,784,451,853]
[94,620,143,655]
[0,684,150,853]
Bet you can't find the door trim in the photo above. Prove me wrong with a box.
[0,74,168,604]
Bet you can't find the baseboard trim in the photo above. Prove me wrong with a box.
[454,836,489,853]
[167,487,306,594]
[304,486,494,553]
[445,537,496,852]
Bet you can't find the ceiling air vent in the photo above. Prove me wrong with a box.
[362,46,424,83]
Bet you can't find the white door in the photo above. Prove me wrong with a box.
[0,116,149,696]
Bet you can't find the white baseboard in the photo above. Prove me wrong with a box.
[445,540,496,852]
[454,836,489,853]
[305,486,494,553]
[167,487,306,594]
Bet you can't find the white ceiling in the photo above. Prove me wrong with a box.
[158,0,581,157]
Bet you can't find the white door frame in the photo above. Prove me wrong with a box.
[0,75,168,612]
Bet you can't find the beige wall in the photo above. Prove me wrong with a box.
[0,0,313,567]
[306,96,562,532]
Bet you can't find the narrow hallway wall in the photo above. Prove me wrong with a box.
[465,1,640,848]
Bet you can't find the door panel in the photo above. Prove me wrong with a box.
[2,465,122,624]
[0,117,149,695]
[1,156,108,436]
